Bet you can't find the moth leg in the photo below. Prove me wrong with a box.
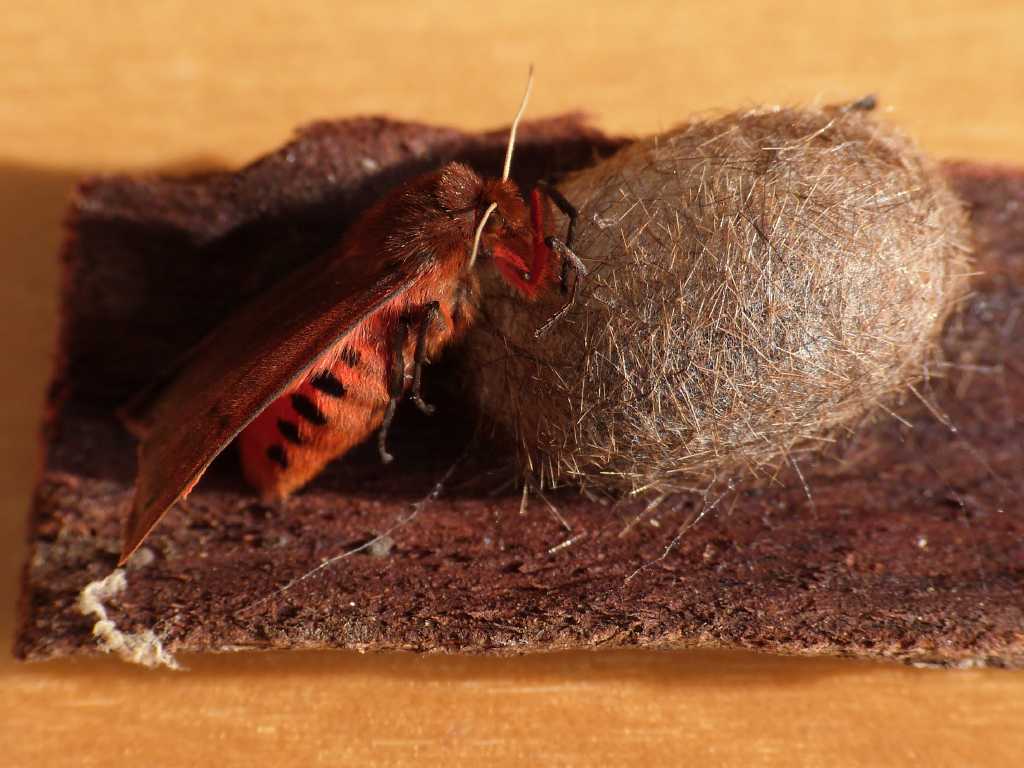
[410,301,441,415]
[549,236,587,295]
[378,319,410,464]
[537,179,578,252]
[535,237,587,338]
[534,181,587,337]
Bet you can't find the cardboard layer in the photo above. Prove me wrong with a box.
[15,117,1024,666]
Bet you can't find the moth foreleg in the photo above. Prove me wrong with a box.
[534,181,586,337]
[378,319,410,464]
[535,237,587,339]
[537,179,578,249]
[549,236,587,295]
[410,301,441,416]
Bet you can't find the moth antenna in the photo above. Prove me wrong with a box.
[469,201,498,267]
[502,65,534,181]
[470,67,533,267]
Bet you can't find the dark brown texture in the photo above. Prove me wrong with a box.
[15,116,1024,667]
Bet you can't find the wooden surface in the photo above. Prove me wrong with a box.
[2,1,1023,765]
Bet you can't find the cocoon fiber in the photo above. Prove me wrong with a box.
[466,104,970,494]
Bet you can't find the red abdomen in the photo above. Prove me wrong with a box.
[237,279,476,499]
[237,340,387,499]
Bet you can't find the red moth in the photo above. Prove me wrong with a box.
[119,72,583,565]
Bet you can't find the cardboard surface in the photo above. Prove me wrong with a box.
[14,122,1024,671]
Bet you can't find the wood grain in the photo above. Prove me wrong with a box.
[2,2,1023,766]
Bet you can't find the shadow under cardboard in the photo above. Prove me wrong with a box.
[8,117,1024,668]
[12,647,943,690]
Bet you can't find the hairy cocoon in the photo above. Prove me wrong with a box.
[466,105,970,494]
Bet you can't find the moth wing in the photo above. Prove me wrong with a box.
[120,249,430,564]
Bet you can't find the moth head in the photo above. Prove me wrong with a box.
[473,179,549,298]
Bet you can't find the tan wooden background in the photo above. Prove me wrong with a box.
[2,1,1022,765]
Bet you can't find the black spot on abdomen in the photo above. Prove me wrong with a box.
[311,370,346,398]
[267,444,289,469]
[291,393,327,425]
[277,419,303,445]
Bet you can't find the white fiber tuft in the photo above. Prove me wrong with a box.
[77,569,181,670]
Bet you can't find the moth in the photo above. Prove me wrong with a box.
[118,73,584,565]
